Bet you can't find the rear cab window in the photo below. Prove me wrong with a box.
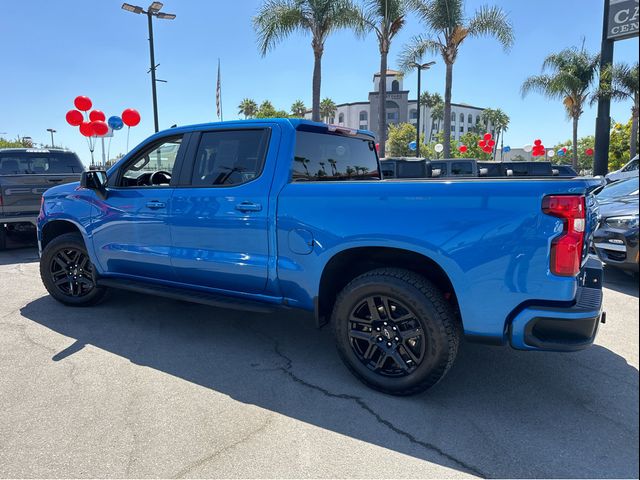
[293,130,380,181]
[0,150,84,175]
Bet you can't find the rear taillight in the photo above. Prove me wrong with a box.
[542,195,586,277]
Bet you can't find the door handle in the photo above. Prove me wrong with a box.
[235,201,262,212]
[145,201,166,209]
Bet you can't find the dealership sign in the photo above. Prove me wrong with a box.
[608,0,639,40]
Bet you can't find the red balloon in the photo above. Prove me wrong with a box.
[534,139,542,146]
[585,148,594,156]
[479,140,486,148]
[459,145,468,153]
[122,108,141,127]
[89,110,106,122]
[483,133,492,141]
[488,140,496,147]
[79,121,94,137]
[483,146,492,153]
[66,109,84,126]
[91,120,109,136]
[74,96,92,111]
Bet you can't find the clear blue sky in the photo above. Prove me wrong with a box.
[1,0,638,164]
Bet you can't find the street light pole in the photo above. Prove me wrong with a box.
[46,128,56,148]
[122,2,176,133]
[410,61,435,158]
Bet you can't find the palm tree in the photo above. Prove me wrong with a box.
[238,98,258,119]
[399,0,514,158]
[320,97,337,122]
[594,61,639,158]
[254,0,361,122]
[481,108,510,159]
[358,0,406,157]
[421,91,443,141]
[522,47,600,169]
[291,99,307,117]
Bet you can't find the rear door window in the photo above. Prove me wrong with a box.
[451,162,473,176]
[190,129,270,186]
[293,131,380,181]
[0,151,84,174]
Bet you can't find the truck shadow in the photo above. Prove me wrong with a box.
[20,291,638,479]
[0,246,39,266]
[603,265,639,298]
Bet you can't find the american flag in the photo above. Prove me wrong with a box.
[216,59,223,121]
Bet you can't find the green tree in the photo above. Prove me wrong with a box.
[0,137,22,148]
[358,0,407,157]
[594,61,639,158]
[387,122,427,157]
[420,91,443,142]
[399,0,514,158]
[608,118,635,171]
[253,0,361,122]
[429,101,444,141]
[256,100,277,118]
[290,99,307,117]
[319,97,337,122]
[522,46,600,170]
[455,132,492,160]
[238,98,258,119]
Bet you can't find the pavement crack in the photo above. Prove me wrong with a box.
[269,340,486,478]
[173,415,274,478]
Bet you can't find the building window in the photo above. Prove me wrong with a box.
[409,109,417,120]
[459,113,464,124]
[338,113,344,124]
[450,111,456,124]
[361,124,368,131]
[468,114,473,124]
[391,80,399,92]
[359,111,368,122]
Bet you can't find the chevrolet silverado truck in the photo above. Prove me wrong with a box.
[37,119,605,395]
[1,148,84,249]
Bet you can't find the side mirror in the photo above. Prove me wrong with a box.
[80,170,108,198]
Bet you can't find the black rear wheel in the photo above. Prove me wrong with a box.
[40,233,107,306]
[332,268,460,395]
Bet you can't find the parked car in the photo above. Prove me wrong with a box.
[606,155,639,183]
[1,148,84,249]
[380,158,431,179]
[592,177,639,273]
[37,119,604,395]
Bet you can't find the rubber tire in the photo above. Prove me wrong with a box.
[40,232,108,306]
[331,268,461,396]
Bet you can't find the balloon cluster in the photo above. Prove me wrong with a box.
[557,146,568,157]
[65,96,140,137]
[531,139,545,157]
[477,133,495,154]
[458,144,468,153]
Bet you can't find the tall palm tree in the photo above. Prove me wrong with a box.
[429,101,444,141]
[320,97,337,122]
[358,0,407,157]
[254,0,361,122]
[522,47,600,169]
[238,98,258,119]
[594,61,639,158]
[399,0,514,158]
[421,91,443,141]
[481,108,509,159]
[291,99,307,117]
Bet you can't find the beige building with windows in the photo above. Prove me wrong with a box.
[306,70,491,143]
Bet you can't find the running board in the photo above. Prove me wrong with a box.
[97,278,277,313]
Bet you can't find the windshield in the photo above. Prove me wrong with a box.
[0,151,84,174]
[597,178,639,200]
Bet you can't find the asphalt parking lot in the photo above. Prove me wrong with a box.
[0,246,638,479]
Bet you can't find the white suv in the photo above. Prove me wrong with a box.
[606,155,639,183]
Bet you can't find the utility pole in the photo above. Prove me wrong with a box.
[594,0,614,176]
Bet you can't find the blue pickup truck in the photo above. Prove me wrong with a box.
[37,119,605,395]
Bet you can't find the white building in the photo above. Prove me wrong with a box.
[306,70,491,143]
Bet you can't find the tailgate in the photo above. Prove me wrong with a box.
[1,174,79,216]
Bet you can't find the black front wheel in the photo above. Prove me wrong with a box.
[40,232,107,306]
[332,268,460,395]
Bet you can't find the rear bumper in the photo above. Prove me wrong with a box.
[509,257,604,352]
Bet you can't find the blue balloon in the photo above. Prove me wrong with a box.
[503,145,511,153]
[108,115,124,130]
[408,141,417,151]
[557,150,565,156]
